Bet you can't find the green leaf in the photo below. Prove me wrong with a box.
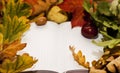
[100,31,114,40]
[102,21,119,30]
[97,1,111,16]
[92,39,120,48]
[0,53,37,73]
[0,0,31,44]
[1,16,30,44]
[83,0,92,13]
[2,0,32,18]
[110,0,119,16]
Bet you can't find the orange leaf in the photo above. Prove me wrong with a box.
[24,0,38,6]
[71,7,86,27]
[0,40,26,60]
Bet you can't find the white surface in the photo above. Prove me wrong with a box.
[21,21,103,73]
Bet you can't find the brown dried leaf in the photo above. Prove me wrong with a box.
[69,46,90,69]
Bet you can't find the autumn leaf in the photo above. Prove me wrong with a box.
[2,0,32,18]
[58,0,83,12]
[0,53,37,73]
[0,40,26,61]
[71,7,86,27]
[24,0,38,6]
[0,0,31,45]
[3,40,26,58]
[0,16,30,45]
[58,0,86,27]
[69,46,90,69]
[0,0,37,72]
[0,33,3,50]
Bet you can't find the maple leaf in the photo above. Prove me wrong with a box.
[58,0,86,27]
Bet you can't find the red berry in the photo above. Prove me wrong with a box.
[81,22,98,39]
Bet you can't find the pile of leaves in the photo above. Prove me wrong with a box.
[1,0,120,72]
[58,0,120,72]
[0,0,37,73]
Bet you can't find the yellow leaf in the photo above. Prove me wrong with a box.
[0,53,37,73]
[69,46,90,69]
[0,33,3,50]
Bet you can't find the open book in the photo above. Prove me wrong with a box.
[20,21,102,73]
[22,69,88,73]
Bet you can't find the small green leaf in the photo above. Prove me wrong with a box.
[83,0,92,13]
[92,39,120,48]
[97,1,111,16]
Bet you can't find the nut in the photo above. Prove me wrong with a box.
[35,17,47,26]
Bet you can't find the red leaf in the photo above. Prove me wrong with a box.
[58,0,86,28]
[71,7,86,27]
[58,0,84,12]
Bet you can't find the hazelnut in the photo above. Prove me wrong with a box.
[35,17,47,26]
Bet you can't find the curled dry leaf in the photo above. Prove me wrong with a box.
[69,46,90,69]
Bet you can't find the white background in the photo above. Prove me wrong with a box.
[20,21,103,73]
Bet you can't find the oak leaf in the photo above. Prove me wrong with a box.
[69,46,90,68]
